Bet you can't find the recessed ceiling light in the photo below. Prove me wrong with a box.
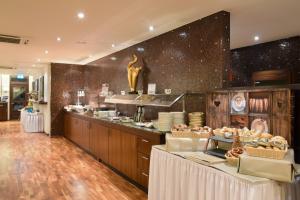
[89,55,93,58]
[45,50,49,54]
[254,36,260,41]
[110,56,117,61]
[32,64,36,67]
[37,58,41,62]
[111,44,115,48]
[149,25,154,32]
[137,47,145,52]
[57,37,61,42]
[77,12,85,19]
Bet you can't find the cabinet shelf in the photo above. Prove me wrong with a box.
[248,113,270,117]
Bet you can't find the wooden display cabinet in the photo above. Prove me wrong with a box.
[206,87,293,146]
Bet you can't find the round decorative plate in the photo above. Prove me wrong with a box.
[251,118,269,133]
[231,94,246,112]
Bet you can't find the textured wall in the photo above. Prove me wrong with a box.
[85,11,230,117]
[51,64,85,134]
[50,11,230,134]
[229,36,300,87]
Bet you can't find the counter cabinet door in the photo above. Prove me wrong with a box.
[69,117,81,143]
[120,132,137,181]
[81,120,90,152]
[89,122,109,163]
[137,153,150,188]
[64,115,71,139]
[206,92,229,128]
[108,129,138,181]
[108,128,122,171]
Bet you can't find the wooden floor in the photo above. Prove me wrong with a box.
[0,121,147,200]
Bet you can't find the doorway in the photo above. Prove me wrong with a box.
[10,76,28,120]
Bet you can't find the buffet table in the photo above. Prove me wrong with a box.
[148,146,299,200]
[20,110,44,133]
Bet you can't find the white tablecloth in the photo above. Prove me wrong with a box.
[148,147,299,200]
[20,110,44,133]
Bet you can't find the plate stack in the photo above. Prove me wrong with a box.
[171,112,185,125]
[188,112,204,127]
[158,112,173,132]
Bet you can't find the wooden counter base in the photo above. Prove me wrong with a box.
[64,112,165,189]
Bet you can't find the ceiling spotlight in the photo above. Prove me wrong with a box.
[149,25,154,32]
[37,58,41,62]
[32,64,36,67]
[254,36,260,41]
[45,50,49,54]
[111,44,115,48]
[57,37,61,42]
[77,12,85,19]
[110,56,117,61]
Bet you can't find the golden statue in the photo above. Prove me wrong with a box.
[127,54,142,93]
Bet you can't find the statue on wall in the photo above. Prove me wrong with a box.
[127,54,142,94]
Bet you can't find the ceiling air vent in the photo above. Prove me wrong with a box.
[0,66,16,70]
[0,34,29,45]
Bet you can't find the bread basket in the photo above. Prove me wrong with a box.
[171,130,210,138]
[245,146,288,160]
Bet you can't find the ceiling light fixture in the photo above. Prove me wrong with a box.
[32,64,36,67]
[149,25,154,32]
[254,36,260,41]
[111,44,115,48]
[77,12,85,19]
[57,37,61,42]
[37,58,41,62]
[89,55,93,58]
[45,50,49,54]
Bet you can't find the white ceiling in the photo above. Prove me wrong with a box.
[0,0,299,68]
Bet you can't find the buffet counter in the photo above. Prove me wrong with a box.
[65,111,163,135]
[148,145,300,200]
[64,111,165,189]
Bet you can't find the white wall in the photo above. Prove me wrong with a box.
[0,65,51,134]
[32,64,51,135]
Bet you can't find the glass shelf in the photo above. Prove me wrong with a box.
[104,94,185,107]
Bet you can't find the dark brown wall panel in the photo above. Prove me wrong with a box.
[51,63,85,134]
[229,36,300,87]
[51,11,230,134]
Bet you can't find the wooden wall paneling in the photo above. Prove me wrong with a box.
[108,128,122,171]
[206,92,229,128]
[272,89,292,145]
[121,132,138,181]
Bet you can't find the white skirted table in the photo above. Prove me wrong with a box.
[20,110,44,133]
[148,146,300,200]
